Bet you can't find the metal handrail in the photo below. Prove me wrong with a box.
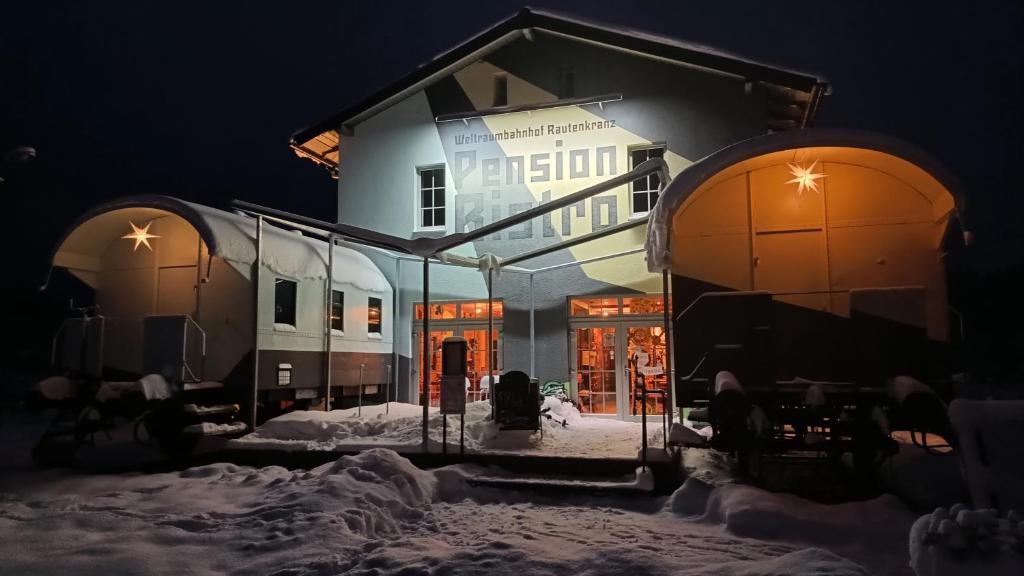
[182,315,207,383]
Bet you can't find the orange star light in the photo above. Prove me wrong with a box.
[122,220,160,251]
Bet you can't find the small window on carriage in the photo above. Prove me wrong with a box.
[331,290,344,332]
[274,278,297,327]
[367,297,383,335]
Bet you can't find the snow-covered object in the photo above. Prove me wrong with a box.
[669,421,708,447]
[95,374,171,402]
[909,504,1024,576]
[949,400,1024,512]
[805,384,826,407]
[35,376,76,401]
[187,201,389,292]
[182,421,248,436]
[890,375,937,404]
[878,430,963,510]
[715,370,743,395]
[230,401,664,459]
[669,477,918,575]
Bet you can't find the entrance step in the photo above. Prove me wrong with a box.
[467,468,654,495]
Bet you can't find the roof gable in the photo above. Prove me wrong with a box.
[290,7,827,175]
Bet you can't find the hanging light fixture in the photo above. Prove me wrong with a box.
[786,160,826,196]
[121,220,160,251]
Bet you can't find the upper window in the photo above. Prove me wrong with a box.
[330,290,344,332]
[274,278,297,326]
[368,297,383,335]
[558,67,575,99]
[418,166,445,229]
[630,145,665,215]
[492,74,508,107]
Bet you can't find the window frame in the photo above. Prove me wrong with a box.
[330,289,344,333]
[628,144,666,218]
[367,296,383,337]
[273,277,298,328]
[492,73,508,107]
[415,165,447,232]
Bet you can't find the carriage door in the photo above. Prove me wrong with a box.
[750,165,830,311]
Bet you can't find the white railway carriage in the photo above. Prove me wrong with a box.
[44,195,394,422]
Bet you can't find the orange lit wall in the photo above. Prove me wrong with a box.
[668,147,956,341]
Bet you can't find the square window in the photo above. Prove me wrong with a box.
[433,169,444,187]
[633,194,649,214]
[422,209,433,228]
[420,170,433,189]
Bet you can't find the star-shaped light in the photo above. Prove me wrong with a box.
[786,160,826,196]
[121,220,160,251]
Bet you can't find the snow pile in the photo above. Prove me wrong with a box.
[909,505,1024,576]
[232,400,665,458]
[1,445,881,576]
[949,399,1024,513]
[878,431,963,510]
[35,376,77,401]
[668,477,919,575]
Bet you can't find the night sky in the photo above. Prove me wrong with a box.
[2,1,1022,375]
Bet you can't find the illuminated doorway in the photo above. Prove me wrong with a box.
[413,300,503,407]
[568,295,670,419]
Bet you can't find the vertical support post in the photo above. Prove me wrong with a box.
[251,215,263,429]
[641,379,648,472]
[358,363,365,417]
[422,257,430,449]
[391,258,400,415]
[662,268,674,423]
[326,235,334,411]
[385,364,392,415]
[529,273,535,379]
[487,267,494,417]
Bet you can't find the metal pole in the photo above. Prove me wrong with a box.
[443,415,447,454]
[251,215,263,429]
[422,257,430,449]
[358,363,365,417]
[641,376,648,472]
[386,364,392,415]
[662,269,674,423]
[487,267,494,417]
[326,235,334,411]
[529,273,535,379]
[391,258,400,415]
[460,414,465,455]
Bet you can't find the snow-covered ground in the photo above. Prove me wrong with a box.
[0,440,917,576]
[230,399,669,459]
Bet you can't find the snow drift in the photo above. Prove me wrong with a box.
[0,447,886,576]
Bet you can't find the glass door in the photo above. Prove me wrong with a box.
[416,329,454,407]
[624,324,669,416]
[572,325,618,415]
[461,328,499,401]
